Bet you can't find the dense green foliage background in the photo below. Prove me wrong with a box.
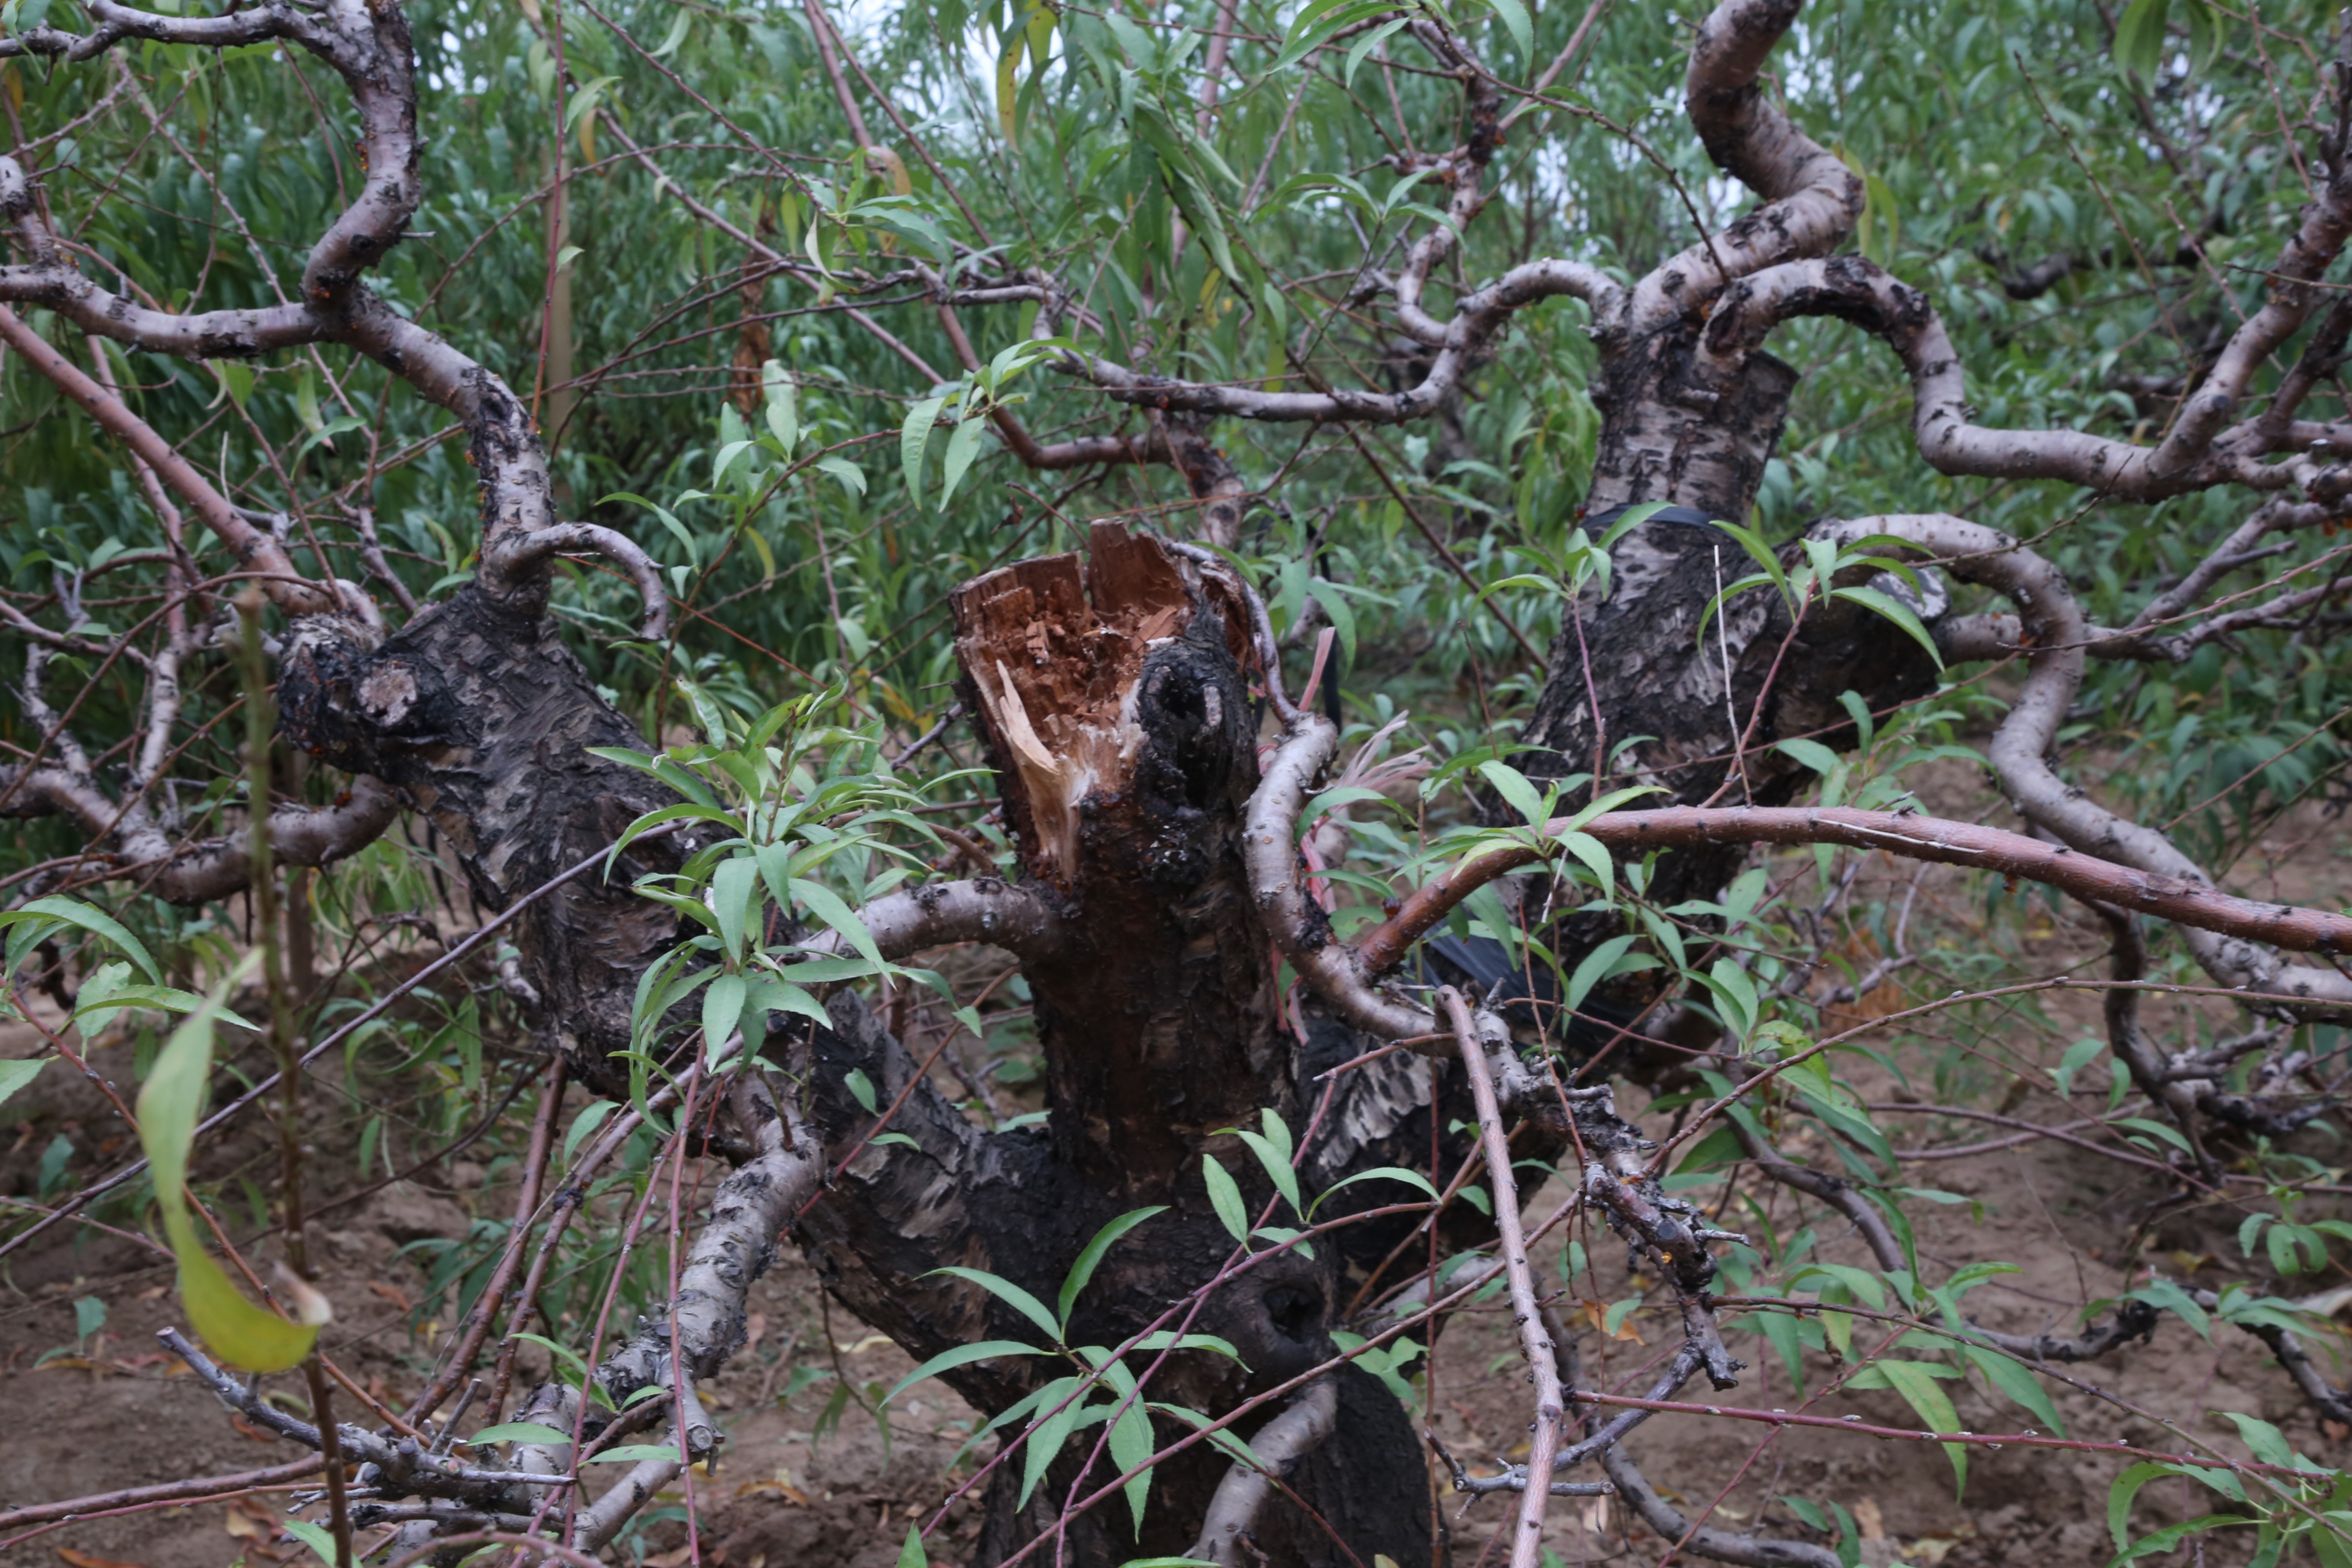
[4,0,2344,863]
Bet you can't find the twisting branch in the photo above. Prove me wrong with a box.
[1246,711,1440,1042]
[1839,514,2352,1010]
[1,641,401,904]
[1059,256,1621,425]
[2095,906,2331,1151]
[481,522,671,640]
[581,1075,820,1452]
[2193,1284,2352,1430]
[159,1329,574,1512]
[1454,1345,1705,1500]
[1573,1084,1746,1389]
[1694,256,2352,502]
[1730,1103,2160,1362]
[237,1072,817,1561]
[1351,801,2352,980]
[1182,1379,1340,1567]
[1445,986,1569,1568]
[1630,0,1862,333]
[0,0,617,603]
[0,301,349,618]
[497,1074,819,1555]
[802,877,1068,964]
[1599,1442,1840,1568]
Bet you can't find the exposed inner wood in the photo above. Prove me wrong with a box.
[952,520,1195,882]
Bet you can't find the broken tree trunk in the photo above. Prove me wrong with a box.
[782,522,1442,1565]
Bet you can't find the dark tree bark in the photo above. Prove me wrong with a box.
[277,584,697,1093]
[775,523,1441,1565]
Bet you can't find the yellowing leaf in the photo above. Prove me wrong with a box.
[136,959,318,1374]
[996,44,1020,146]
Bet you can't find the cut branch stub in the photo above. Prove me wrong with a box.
[954,520,1244,883]
[951,520,1272,1188]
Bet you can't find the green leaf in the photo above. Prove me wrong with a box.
[1550,829,1615,899]
[1132,1331,1245,1365]
[1673,1124,1748,1177]
[900,1525,929,1568]
[1311,576,1358,670]
[2128,1278,2211,1341]
[2116,1516,2262,1566]
[511,1332,594,1383]
[1476,761,1548,830]
[1830,585,1944,669]
[901,394,948,500]
[1796,1085,1894,1167]
[1059,1207,1169,1333]
[1230,1130,1302,1219]
[6,895,159,982]
[278,1517,341,1566]
[2316,1515,2352,1568]
[73,970,235,1029]
[931,1265,1063,1343]
[1310,1164,1442,1216]
[845,1068,881,1114]
[469,1421,574,1446]
[2052,1037,2106,1096]
[1020,1383,1090,1506]
[0,1057,43,1112]
[563,1100,616,1167]
[1483,0,1530,62]
[1960,1345,2065,1436]
[702,972,747,1056]
[1341,18,1407,88]
[711,855,762,962]
[1110,1395,1155,1535]
[2114,1116,2193,1154]
[1703,958,1759,1041]
[938,413,989,510]
[564,74,618,132]
[1758,1304,1806,1398]
[762,361,800,451]
[1201,1155,1250,1244]
[213,360,254,413]
[792,876,885,969]
[1878,1360,1966,1490]
[1793,1263,1885,1311]
[1275,0,1402,70]
[2110,1461,2179,1551]
[588,1443,685,1463]
[1775,737,1841,775]
[2217,1411,2297,1470]
[1565,934,1640,1015]
[885,1340,1051,1406]
[816,456,868,497]
[2113,0,2169,82]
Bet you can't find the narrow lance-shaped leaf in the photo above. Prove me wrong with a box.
[929,1265,1063,1343]
[901,394,948,501]
[1058,1207,1169,1333]
[136,957,321,1373]
[1201,1155,1250,1244]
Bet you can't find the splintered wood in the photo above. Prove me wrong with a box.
[950,521,1192,881]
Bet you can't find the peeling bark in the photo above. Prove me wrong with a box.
[277,586,699,1090]
[766,523,1439,1564]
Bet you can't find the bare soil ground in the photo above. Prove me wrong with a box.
[5,783,2352,1567]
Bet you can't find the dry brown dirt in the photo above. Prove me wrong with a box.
[4,793,2352,1566]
